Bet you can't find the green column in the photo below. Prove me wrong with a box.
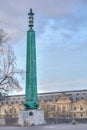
[23,9,39,109]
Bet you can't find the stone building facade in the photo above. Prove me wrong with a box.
[0,90,87,119]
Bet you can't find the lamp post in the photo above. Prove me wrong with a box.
[18,9,46,126]
[23,9,39,109]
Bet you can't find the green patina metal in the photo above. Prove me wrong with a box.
[23,9,39,109]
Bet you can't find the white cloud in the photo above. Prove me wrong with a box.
[0,0,87,94]
[38,78,87,93]
[0,0,86,42]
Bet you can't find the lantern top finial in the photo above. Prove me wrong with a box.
[28,8,34,29]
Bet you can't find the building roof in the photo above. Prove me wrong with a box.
[0,89,87,104]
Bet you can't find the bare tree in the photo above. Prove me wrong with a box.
[0,29,9,45]
[0,29,24,93]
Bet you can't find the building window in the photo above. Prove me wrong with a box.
[74,113,76,118]
[76,97,78,100]
[4,108,6,113]
[11,102,14,105]
[81,113,83,117]
[57,106,61,111]
[44,97,47,102]
[80,105,83,111]
[14,108,16,113]
[51,105,55,111]
[1,102,4,105]
[81,97,84,99]
[83,93,85,95]
[6,102,9,105]
[47,105,50,112]
[49,97,52,101]
[0,108,1,113]
[9,108,12,113]
[74,106,76,111]
[62,106,66,112]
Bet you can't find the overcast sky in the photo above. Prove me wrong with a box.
[0,0,87,94]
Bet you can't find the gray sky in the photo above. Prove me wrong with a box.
[0,0,87,94]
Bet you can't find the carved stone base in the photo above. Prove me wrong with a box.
[18,109,46,126]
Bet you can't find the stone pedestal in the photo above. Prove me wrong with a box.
[18,109,46,126]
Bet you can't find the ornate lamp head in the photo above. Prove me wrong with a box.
[28,8,34,29]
